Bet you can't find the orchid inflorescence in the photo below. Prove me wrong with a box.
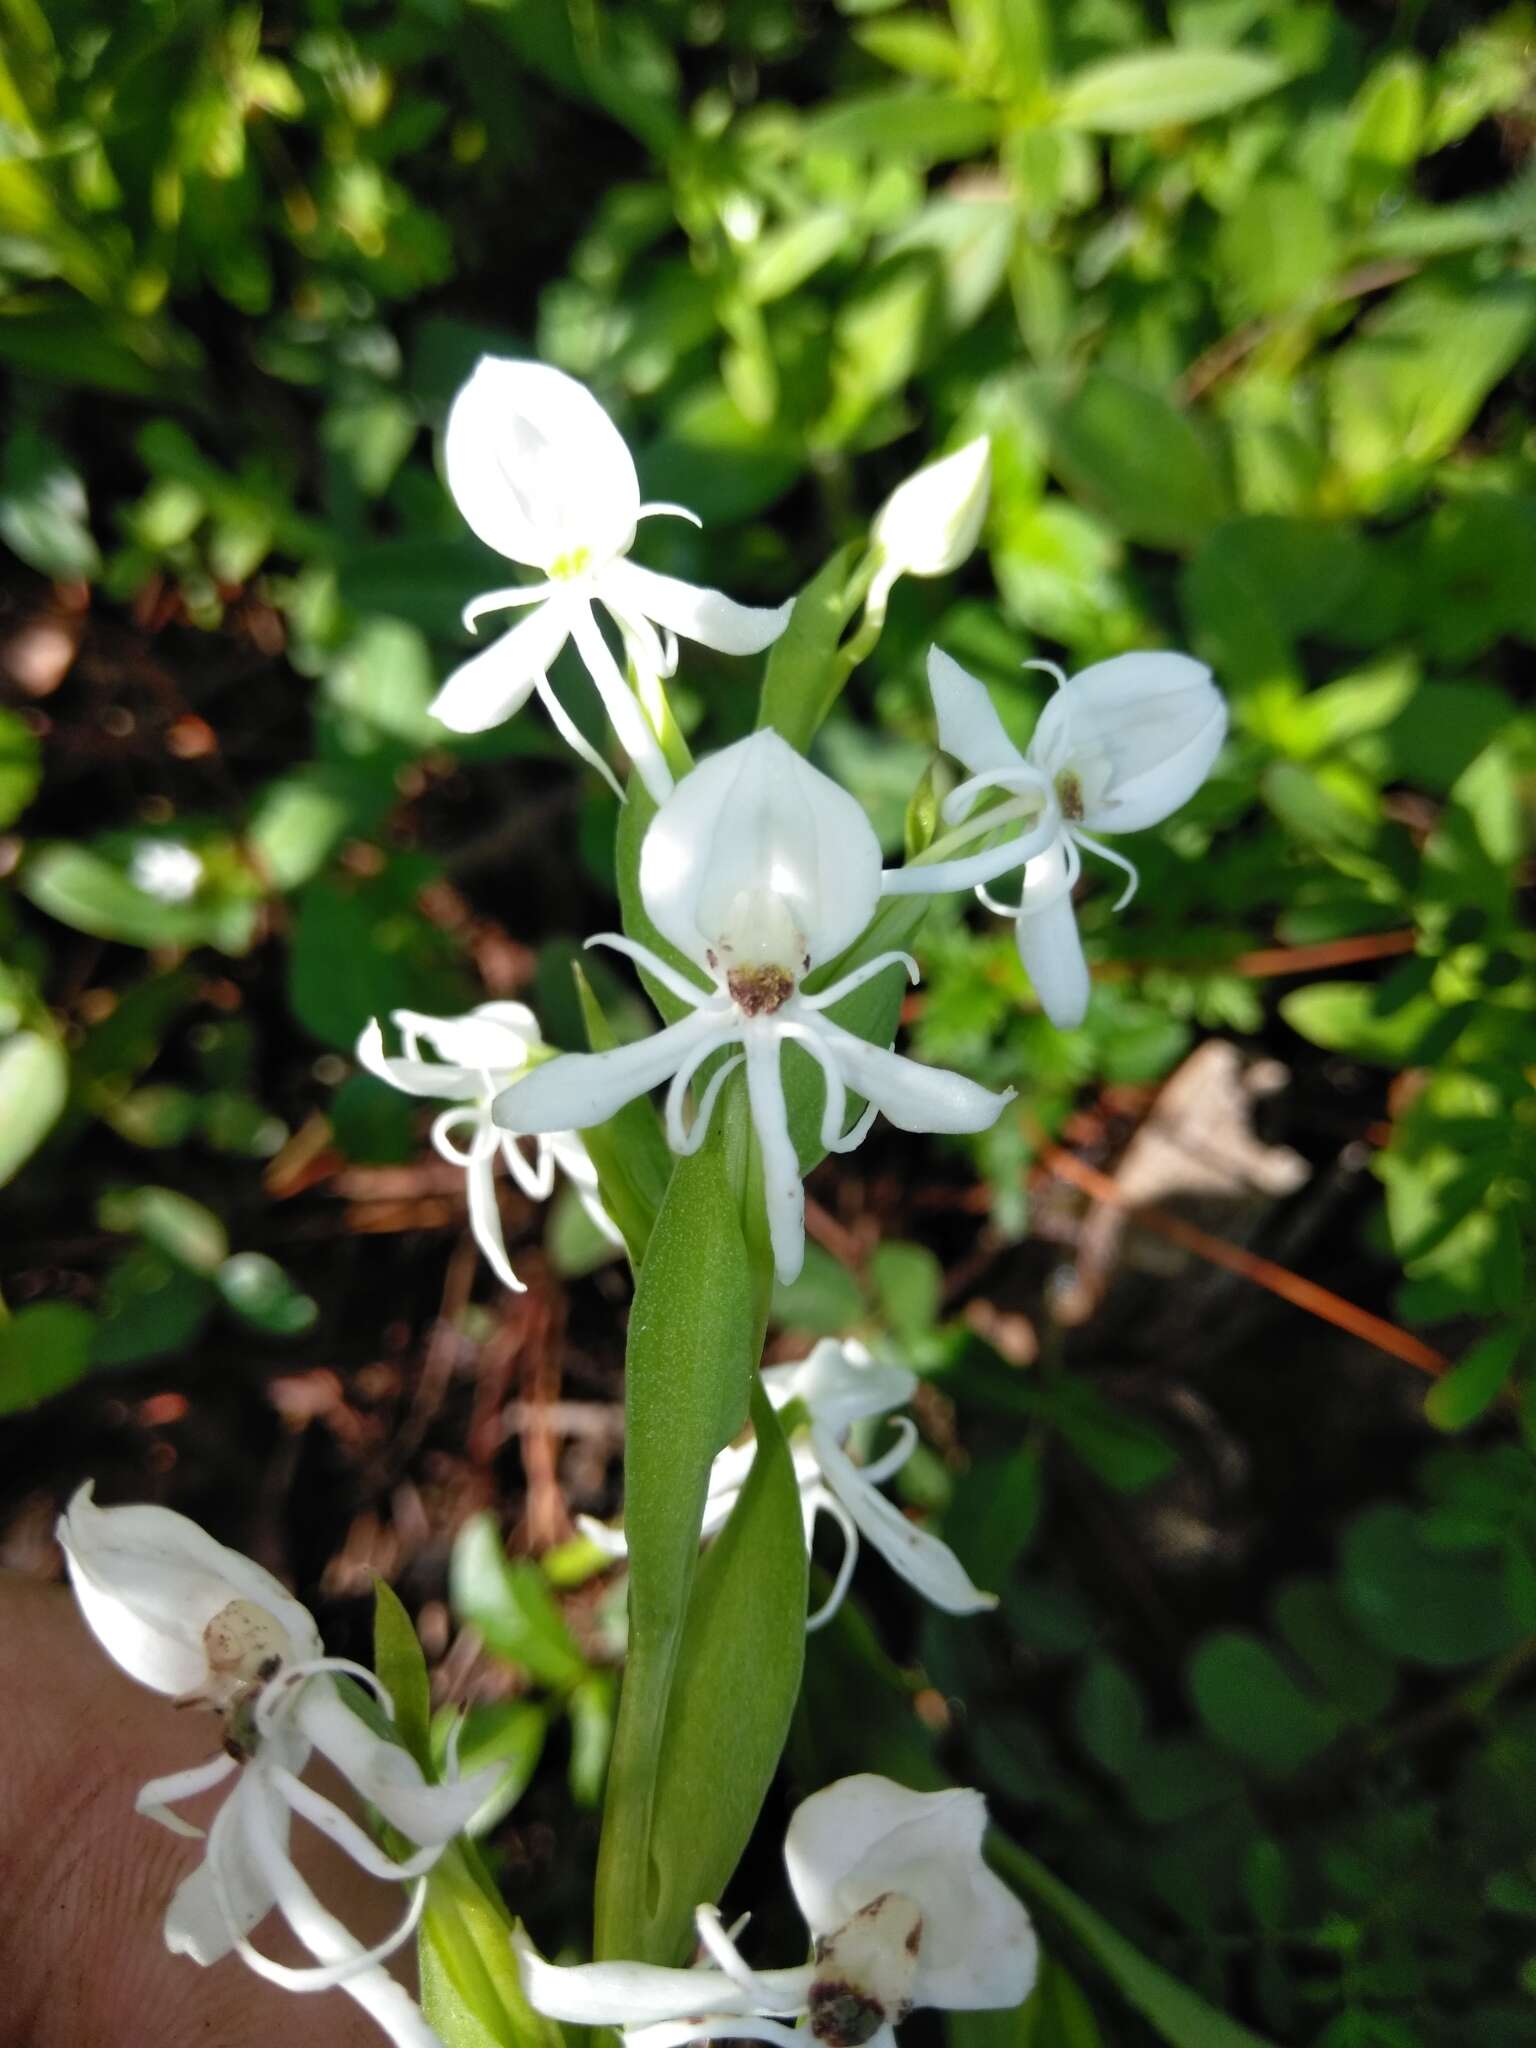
[59,355,1227,2048]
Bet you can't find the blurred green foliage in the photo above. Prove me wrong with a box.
[2,0,1535,2040]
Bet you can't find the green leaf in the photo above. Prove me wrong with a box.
[420,1844,564,2048]
[321,618,442,756]
[870,1240,942,1341]
[594,1139,757,1960]
[1342,1502,1524,1667]
[1424,1329,1521,1432]
[1271,1578,1397,1724]
[1327,279,1536,496]
[0,706,41,828]
[0,1028,66,1186]
[289,861,470,1050]
[0,427,101,579]
[20,843,214,950]
[97,1184,228,1274]
[0,1302,96,1413]
[1026,370,1227,550]
[450,1514,590,1693]
[1188,1630,1341,1772]
[803,90,1001,162]
[757,543,863,750]
[89,1246,214,1367]
[1279,980,1447,1067]
[1055,48,1287,132]
[855,15,967,80]
[374,1578,434,1771]
[991,1836,1278,2048]
[1216,179,1339,319]
[1074,1653,1146,1776]
[215,1251,318,1335]
[741,210,853,304]
[644,1379,808,1960]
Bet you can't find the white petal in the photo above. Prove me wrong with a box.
[1015,844,1091,1029]
[568,600,675,805]
[429,599,572,734]
[745,1032,806,1286]
[465,1147,525,1293]
[397,1003,540,1075]
[928,648,1025,777]
[1027,652,1224,834]
[764,1340,916,1434]
[296,1679,500,1846]
[605,560,791,656]
[812,1425,996,1620]
[640,731,882,974]
[871,439,990,582]
[238,1772,442,2048]
[835,1795,1037,2012]
[445,357,640,572]
[810,1018,1013,1137]
[58,1483,320,1698]
[165,1778,278,1964]
[785,1777,1035,2012]
[493,1008,728,1136]
[357,1019,481,1102]
[514,1932,765,2027]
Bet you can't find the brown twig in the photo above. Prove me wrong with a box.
[1179,259,1421,404]
[1034,1137,1451,1381]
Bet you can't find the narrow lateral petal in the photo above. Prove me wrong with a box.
[429,601,571,733]
[493,1008,727,1136]
[813,1425,997,1618]
[446,357,640,571]
[812,1019,1013,1136]
[605,559,791,655]
[928,647,1025,776]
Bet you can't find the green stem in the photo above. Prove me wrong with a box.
[990,1836,1276,2048]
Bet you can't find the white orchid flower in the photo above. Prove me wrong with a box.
[581,1340,995,1629]
[867,437,991,621]
[885,648,1226,1030]
[517,1772,1037,2048]
[357,1001,622,1293]
[431,358,791,803]
[59,1483,498,2048]
[491,731,1012,1286]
